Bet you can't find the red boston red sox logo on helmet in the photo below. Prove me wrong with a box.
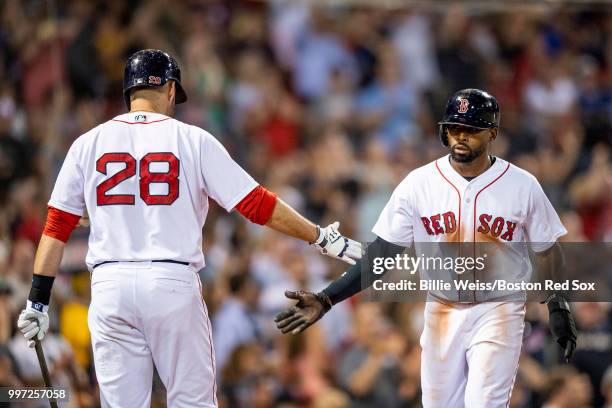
[458,98,469,113]
[148,76,162,85]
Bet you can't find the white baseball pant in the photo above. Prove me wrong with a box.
[420,299,525,408]
[88,261,217,407]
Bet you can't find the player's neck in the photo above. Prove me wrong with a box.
[449,153,493,178]
[129,99,169,116]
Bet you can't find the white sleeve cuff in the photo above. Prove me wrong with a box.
[529,229,567,253]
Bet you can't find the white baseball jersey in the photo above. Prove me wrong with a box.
[372,154,567,301]
[373,155,566,407]
[49,111,258,271]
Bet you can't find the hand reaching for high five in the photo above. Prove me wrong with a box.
[274,290,332,335]
[312,222,362,265]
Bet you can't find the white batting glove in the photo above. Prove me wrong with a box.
[312,222,362,265]
[17,301,49,348]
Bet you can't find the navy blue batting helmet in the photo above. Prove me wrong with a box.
[123,49,187,110]
[438,89,500,146]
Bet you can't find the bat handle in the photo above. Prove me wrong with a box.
[34,339,59,408]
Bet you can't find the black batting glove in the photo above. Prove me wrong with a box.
[545,293,577,362]
[274,290,332,335]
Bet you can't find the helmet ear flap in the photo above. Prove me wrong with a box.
[439,124,449,147]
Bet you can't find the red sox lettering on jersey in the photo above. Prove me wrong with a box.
[420,212,517,241]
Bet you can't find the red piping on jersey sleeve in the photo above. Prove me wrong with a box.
[235,186,278,225]
[42,206,81,243]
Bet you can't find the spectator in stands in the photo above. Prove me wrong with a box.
[338,303,405,407]
[572,302,612,407]
[541,366,593,408]
[601,365,612,408]
[213,273,261,373]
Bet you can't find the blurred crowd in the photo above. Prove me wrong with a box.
[0,0,610,407]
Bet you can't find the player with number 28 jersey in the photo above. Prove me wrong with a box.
[16,49,362,408]
[50,111,257,271]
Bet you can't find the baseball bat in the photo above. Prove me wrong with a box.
[34,339,59,408]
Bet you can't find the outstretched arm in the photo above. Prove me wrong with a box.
[265,198,318,243]
[235,186,362,265]
[275,236,405,334]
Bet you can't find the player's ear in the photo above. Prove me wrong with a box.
[490,128,497,142]
[168,81,176,103]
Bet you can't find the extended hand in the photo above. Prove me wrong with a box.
[17,306,49,348]
[274,290,332,334]
[546,294,577,362]
[313,222,362,265]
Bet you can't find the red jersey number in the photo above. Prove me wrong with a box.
[96,152,180,206]
[96,153,136,205]
[140,152,179,205]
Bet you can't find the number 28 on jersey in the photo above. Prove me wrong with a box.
[96,152,179,206]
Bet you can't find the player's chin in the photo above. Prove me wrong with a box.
[450,148,475,163]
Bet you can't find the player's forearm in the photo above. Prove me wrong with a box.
[321,237,405,305]
[33,235,66,278]
[265,198,318,243]
[534,242,566,296]
[535,242,577,362]
[25,235,64,312]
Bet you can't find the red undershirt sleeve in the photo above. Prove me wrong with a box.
[43,206,81,243]
[234,185,278,225]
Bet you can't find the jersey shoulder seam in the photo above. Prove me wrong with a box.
[506,161,537,180]
[403,159,438,183]
[69,123,105,152]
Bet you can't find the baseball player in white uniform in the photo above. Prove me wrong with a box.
[275,89,577,407]
[15,49,361,408]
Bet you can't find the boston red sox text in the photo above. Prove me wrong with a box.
[372,279,596,292]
